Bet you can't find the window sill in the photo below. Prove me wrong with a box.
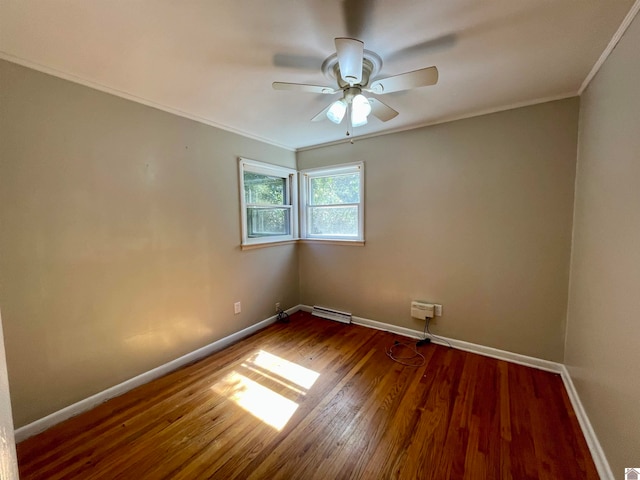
[300,239,365,247]
[241,238,365,250]
[241,239,298,251]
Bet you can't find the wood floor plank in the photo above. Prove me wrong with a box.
[17,311,599,479]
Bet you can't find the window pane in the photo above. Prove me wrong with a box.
[247,207,290,237]
[310,173,359,205]
[244,172,286,205]
[309,206,358,236]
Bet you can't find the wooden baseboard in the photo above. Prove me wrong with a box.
[14,307,297,443]
[353,311,563,373]
[302,304,563,372]
[301,304,613,478]
[16,304,614,480]
[559,365,614,480]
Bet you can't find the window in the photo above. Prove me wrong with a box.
[300,162,364,242]
[239,158,298,246]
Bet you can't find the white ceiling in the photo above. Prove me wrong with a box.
[0,1,636,150]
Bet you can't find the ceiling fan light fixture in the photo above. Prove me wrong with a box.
[274,37,438,134]
[351,94,371,127]
[351,111,368,127]
[327,99,347,124]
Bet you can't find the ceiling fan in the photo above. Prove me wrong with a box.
[272,37,439,132]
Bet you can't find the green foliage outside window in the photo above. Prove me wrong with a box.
[247,208,290,237]
[244,172,289,237]
[310,173,359,205]
[308,173,360,237]
[309,206,358,236]
[244,172,286,205]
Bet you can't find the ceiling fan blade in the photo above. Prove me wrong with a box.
[369,66,438,94]
[273,53,325,70]
[311,105,331,122]
[272,82,337,94]
[335,37,364,85]
[342,0,374,39]
[388,35,457,61]
[368,97,399,122]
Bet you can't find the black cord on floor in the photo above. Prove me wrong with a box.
[386,315,452,366]
[277,309,290,323]
[386,341,425,367]
[423,317,452,348]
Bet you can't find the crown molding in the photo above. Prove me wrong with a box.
[579,0,640,94]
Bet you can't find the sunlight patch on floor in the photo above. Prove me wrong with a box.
[247,350,320,390]
[212,371,298,430]
[211,350,320,431]
[241,364,308,396]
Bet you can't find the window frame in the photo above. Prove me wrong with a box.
[239,158,298,247]
[299,161,365,242]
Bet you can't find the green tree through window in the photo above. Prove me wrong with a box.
[239,159,297,246]
[302,163,364,241]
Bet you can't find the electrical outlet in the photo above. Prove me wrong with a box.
[234,302,241,314]
[434,304,443,317]
[275,302,281,313]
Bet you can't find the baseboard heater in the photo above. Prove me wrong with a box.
[311,306,352,324]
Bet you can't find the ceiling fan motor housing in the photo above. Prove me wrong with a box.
[322,50,382,89]
[343,86,363,103]
[274,38,436,127]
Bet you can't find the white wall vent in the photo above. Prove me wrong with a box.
[311,306,352,324]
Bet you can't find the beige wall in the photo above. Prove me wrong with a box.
[565,12,640,476]
[5,39,633,477]
[298,98,579,362]
[0,60,299,427]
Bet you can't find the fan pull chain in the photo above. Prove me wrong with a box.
[346,102,353,143]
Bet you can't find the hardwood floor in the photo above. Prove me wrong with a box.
[17,311,598,479]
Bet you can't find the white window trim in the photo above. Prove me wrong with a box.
[299,161,364,242]
[239,158,298,247]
